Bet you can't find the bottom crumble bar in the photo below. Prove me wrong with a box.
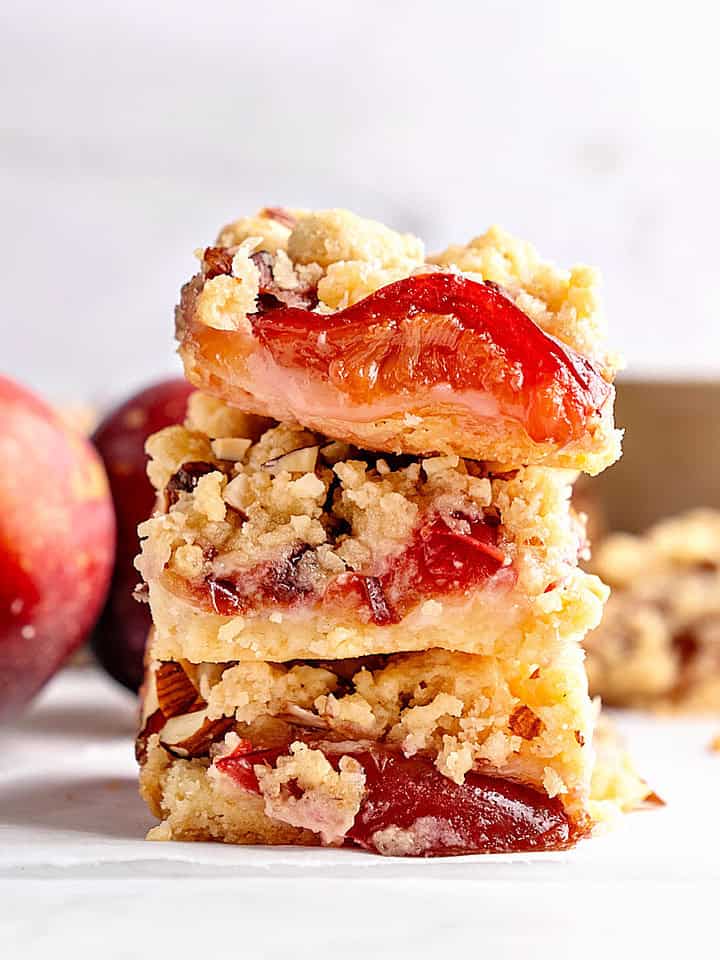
[137,650,653,856]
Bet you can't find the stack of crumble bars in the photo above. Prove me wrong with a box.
[136,208,653,856]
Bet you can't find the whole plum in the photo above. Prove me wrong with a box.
[91,378,194,691]
[0,375,115,717]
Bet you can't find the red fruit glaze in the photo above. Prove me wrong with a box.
[215,739,274,792]
[326,512,508,624]
[180,511,509,625]
[347,749,578,855]
[215,741,580,856]
[0,376,115,716]
[251,273,610,446]
[92,378,194,691]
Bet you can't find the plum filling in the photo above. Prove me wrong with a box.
[251,273,611,445]
[182,269,611,448]
[215,740,582,856]
[166,511,510,625]
[324,512,507,624]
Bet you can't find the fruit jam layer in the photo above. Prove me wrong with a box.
[183,266,612,448]
[164,508,512,626]
[215,738,584,856]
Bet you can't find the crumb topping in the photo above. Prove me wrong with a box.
[172,646,591,798]
[255,743,365,844]
[179,207,610,369]
[430,225,612,370]
[136,395,586,616]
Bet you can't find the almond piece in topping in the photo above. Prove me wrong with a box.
[140,660,161,727]
[320,441,352,465]
[262,445,319,475]
[210,437,252,461]
[508,705,543,740]
[159,708,235,758]
[135,709,165,764]
[194,663,226,701]
[155,661,204,718]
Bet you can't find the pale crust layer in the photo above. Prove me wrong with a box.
[147,571,606,665]
[179,357,621,477]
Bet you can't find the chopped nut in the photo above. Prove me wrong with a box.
[422,455,460,477]
[202,246,234,279]
[262,446,320,475]
[320,441,352,465]
[223,474,249,511]
[159,708,235,758]
[508,705,543,740]
[140,661,161,727]
[258,207,298,229]
[155,661,204,718]
[210,437,252,461]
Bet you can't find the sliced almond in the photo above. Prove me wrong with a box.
[278,704,327,729]
[140,662,161,727]
[159,708,235,758]
[156,661,204,718]
[135,708,165,764]
[210,437,252,461]
[223,474,248,511]
[422,455,460,477]
[194,663,226,701]
[262,445,320,475]
[320,441,351,465]
[508,705,543,740]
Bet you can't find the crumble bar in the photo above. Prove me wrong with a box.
[176,208,620,475]
[137,651,653,855]
[585,509,720,710]
[136,393,608,664]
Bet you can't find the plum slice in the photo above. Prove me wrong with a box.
[215,741,583,856]
[252,274,610,447]
[182,272,611,453]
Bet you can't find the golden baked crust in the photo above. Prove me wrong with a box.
[585,510,720,710]
[136,395,608,664]
[175,208,620,475]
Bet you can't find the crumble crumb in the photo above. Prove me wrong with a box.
[256,743,366,844]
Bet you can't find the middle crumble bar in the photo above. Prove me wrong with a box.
[136,393,607,664]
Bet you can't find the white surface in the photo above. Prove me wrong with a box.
[0,666,717,958]
[2,0,720,403]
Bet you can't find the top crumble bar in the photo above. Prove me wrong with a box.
[176,207,621,475]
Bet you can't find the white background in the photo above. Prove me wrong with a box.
[2,0,720,406]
